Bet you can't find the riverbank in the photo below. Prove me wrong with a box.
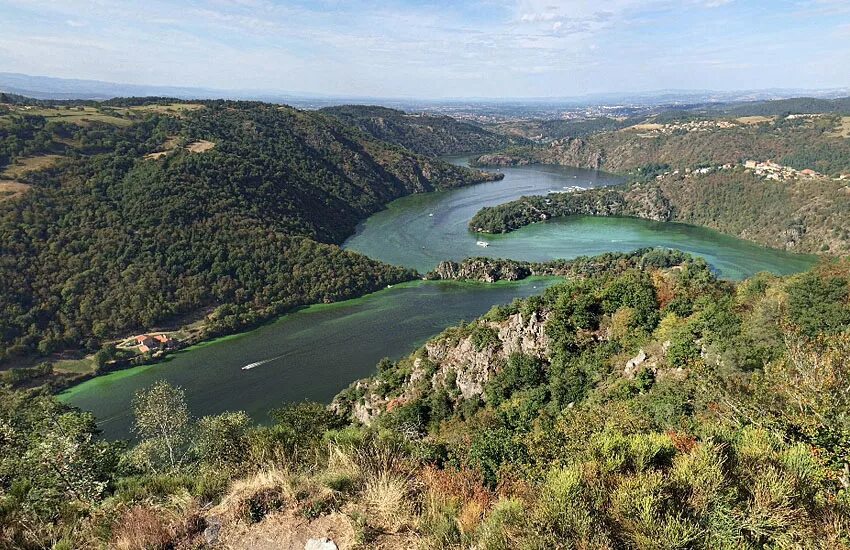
[62,158,817,438]
[59,277,563,438]
[468,166,850,255]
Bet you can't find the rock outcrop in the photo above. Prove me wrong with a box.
[333,310,551,424]
[428,258,534,282]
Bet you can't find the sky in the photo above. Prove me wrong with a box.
[0,0,848,98]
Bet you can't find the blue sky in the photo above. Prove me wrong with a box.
[0,0,848,98]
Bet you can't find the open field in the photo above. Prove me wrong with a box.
[736,115,774,125]
[1,154,64,178]
[144,135,181,159]
[187,139,215,152]
[110,103,205,118]
[0,180,31,201]
[830,116,850,138]
[623,122,663,131]
[2,105,133,126]
[145,137,215,159]
[52,356,97,375]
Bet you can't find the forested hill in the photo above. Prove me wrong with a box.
[320,105,529,156]
[0,99,499,363]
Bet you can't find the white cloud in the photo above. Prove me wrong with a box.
[0,0,846,98]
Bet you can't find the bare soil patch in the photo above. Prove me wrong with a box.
[217,509,418,550]
[187,139,215,153]
[218,511,356,550]
[0,180,31,201]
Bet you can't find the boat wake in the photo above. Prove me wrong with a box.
[241,354,285,371]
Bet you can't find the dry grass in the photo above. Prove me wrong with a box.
[124,103,204,116]
[215,468,296,523]
[52,356,97,375]
[111,506,172,550]
[362,472,414,533]
[736,116,774,125]
[1,154,63,179]
[0,179,31,202]
[8,105,132,126]
[624,123,663,132]
[187,139,215,153]
[829,116,850,138]
[144,136,182,160]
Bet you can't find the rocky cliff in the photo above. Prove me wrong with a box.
[332,309,551,425]
[332,249,693,425]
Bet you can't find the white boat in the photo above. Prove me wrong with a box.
[428,213,434,217]
[476,241,489,247]
[241,354,283,371]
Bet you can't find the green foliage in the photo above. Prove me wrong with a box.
[484,353,545,407]
[786,271,850,336]
[269,401,345,447]
[465,427,527,488]
[0,388,120,548]
[0,100,495,362]
[130,381,192,472]
[0,362,52,387]
[320,104,527,155]
[470,324,500,352]
[194,411,252,472]
[600,271,660,332]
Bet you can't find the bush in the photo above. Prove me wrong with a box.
[470,324,500,351]
[786,272,850,336]
[484,353,545,407]
[465,427,527,488]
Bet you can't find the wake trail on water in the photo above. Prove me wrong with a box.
[241,354,286,371]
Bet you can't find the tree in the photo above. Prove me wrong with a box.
[194,411,251,471]
[131,381,192,472]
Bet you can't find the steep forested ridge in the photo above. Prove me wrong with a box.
[0,100,498,361]
[320,105,528,156]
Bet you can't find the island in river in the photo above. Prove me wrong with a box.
[62,157,815,438]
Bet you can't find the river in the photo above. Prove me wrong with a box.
[62,158,815,438]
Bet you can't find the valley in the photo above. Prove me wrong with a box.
[1,93,847,550]
[4,3,850,547]
[62,154,814,437]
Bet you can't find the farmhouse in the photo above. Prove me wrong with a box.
[134,333,174,353]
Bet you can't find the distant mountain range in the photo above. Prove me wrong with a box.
[2,72,849,110]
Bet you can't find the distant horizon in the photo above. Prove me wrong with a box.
[2,71,850,106]
[1,1,849,99]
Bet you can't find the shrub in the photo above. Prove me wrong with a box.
[466,427,527,488]
[470,324,500,352]
[484,353,545,407]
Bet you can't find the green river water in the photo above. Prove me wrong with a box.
[62,158,816,438]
